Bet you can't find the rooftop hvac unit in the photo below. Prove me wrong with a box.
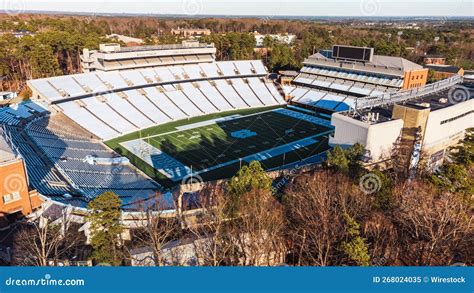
[243,78,249,84]
[209,80,216,87]
[217,70,224,76]
[155,76,162,82]
[175,84,183,90]
[173,74,181,80]
[192,82,200,88]
[251,68,257,74]
[183,73,190,79]
[200,71,207,77]
[227,79,233,85]
[234,68,240,74]
[366,112,380,123]
[137,89,146,95]
[157,87,165,93]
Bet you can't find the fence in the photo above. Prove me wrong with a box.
[353,75,463,110]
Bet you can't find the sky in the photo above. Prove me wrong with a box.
[1,0,473,17]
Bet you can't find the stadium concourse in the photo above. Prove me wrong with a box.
[0,59,339,210]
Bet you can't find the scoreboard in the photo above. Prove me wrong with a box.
[332,45,374,62]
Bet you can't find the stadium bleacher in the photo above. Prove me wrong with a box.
[23,116,162,206]
[290,62,405,111]
[29,60,285,140]
[0,99,163,209]
[0,101,48,126]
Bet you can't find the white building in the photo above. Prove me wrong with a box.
[254,32,296,47]
[81,40,216,72]
[0,92,17,101]
[106,34,144,45]
[330,80,473,169]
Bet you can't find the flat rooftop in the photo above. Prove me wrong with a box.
[342,81,474,123]
[98,42,215,54]
[304,49,423,78]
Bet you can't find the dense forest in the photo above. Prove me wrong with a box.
[0,14,472,94]
[13,128,473,266]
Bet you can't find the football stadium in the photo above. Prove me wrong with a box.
[1,43,472,212]
[1,43,339,210]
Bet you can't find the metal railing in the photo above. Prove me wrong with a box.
[353,75,464,110]
[116,42,215,53]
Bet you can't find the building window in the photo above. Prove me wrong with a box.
[3,192,20,204]
[3,194,12,203]
[12,192,20,200]
[440,110,474,125]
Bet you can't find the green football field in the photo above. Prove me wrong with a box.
[107,107,333,187]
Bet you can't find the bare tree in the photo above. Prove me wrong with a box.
[284,170,371,266]
[129,209,181,266]
[392,181,472,266]
[362,212,399,266]
[12,216,81,266]
[230,188,286,266]
[188,183,236,266]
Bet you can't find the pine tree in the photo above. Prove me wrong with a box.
[86,192,124,266]
[341,213,371,266]
[227,161,273,215]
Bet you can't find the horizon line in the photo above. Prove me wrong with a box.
[1,10,473,19]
